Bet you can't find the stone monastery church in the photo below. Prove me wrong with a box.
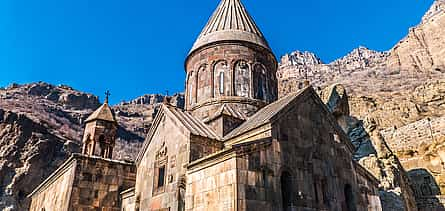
[29,0,383,210]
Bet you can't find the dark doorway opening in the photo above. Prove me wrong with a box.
[281,171,293,211]
[344,184,356,211]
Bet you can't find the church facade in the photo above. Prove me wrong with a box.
[29,0,383,210]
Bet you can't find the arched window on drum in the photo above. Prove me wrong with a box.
[214,61,229,97]
[234,60,250,98]
[254,64,268,101]
[187,71,197,106]
[197,65,210,103]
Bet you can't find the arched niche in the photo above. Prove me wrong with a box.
[234,60,250,98]
[187,71,198,106]
[197,64,210,103]
[213,60,230,97]
[253,63,268,101]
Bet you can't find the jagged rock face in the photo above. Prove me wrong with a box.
[277,46,389,96]
[0,109,78,210]
[320,85,418,211]
[0,82,184,210]
[388,0,445,73]
[26,82,100,110]
[331,46,388,71]
[319,84,350,118]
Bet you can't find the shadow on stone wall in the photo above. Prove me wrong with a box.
[408,168,445,210]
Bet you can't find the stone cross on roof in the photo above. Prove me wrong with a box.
[105,90,111,104]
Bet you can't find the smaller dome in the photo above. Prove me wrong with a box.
[85,103,117,123]
[189,0,271,56]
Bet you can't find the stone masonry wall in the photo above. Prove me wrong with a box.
[29,159,77,211]
[186,151,238,211]
[135,114,190,211]
[29,154,136,211]
[185,42,278,111]
[69,155,136,210]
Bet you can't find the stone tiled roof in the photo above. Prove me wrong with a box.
[165,105,220,140]
[85,103,116,123]
[224,88,309,140]
[204,104,247,123]
[189,0,271,55]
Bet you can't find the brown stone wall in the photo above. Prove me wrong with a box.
[185,42,278,113]
[184,92,381,211]
[190,135,223,162]
[69,155,136,210]
[29,154,136,211]
[185,151,238,211]
[230,93,380,210]
[29,159,77,211]
[135,114,190,211]
[268,95,369,210]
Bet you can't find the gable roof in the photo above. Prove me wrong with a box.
[204,103,247,123]
[188,0,271,56]
[223,88,309,140]
[223,86,355,151]
[164,105,219,140]
[85,103,116,123]
[136,104,220,164]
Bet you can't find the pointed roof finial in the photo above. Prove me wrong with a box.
[104,90,111,104]
[188,0,271,56]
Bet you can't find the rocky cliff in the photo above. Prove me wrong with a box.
[387,0,445,73]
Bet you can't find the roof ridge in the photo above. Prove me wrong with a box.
[223,88,311,141]
[164,105,219,140]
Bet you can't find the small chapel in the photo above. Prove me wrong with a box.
[29,0,383,210]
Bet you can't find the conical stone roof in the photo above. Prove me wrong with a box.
[85,102,117,123]
[189,0,271,55]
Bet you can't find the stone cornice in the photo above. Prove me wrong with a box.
[185,40,277,70]
[188,96,267,111]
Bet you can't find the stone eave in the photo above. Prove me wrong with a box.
[188,95,267,112]
[120,187,135,199]
[224,123,272,146]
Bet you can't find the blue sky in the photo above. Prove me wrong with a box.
[0,0,434,104]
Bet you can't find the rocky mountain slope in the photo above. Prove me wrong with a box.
[0,82,184,210]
